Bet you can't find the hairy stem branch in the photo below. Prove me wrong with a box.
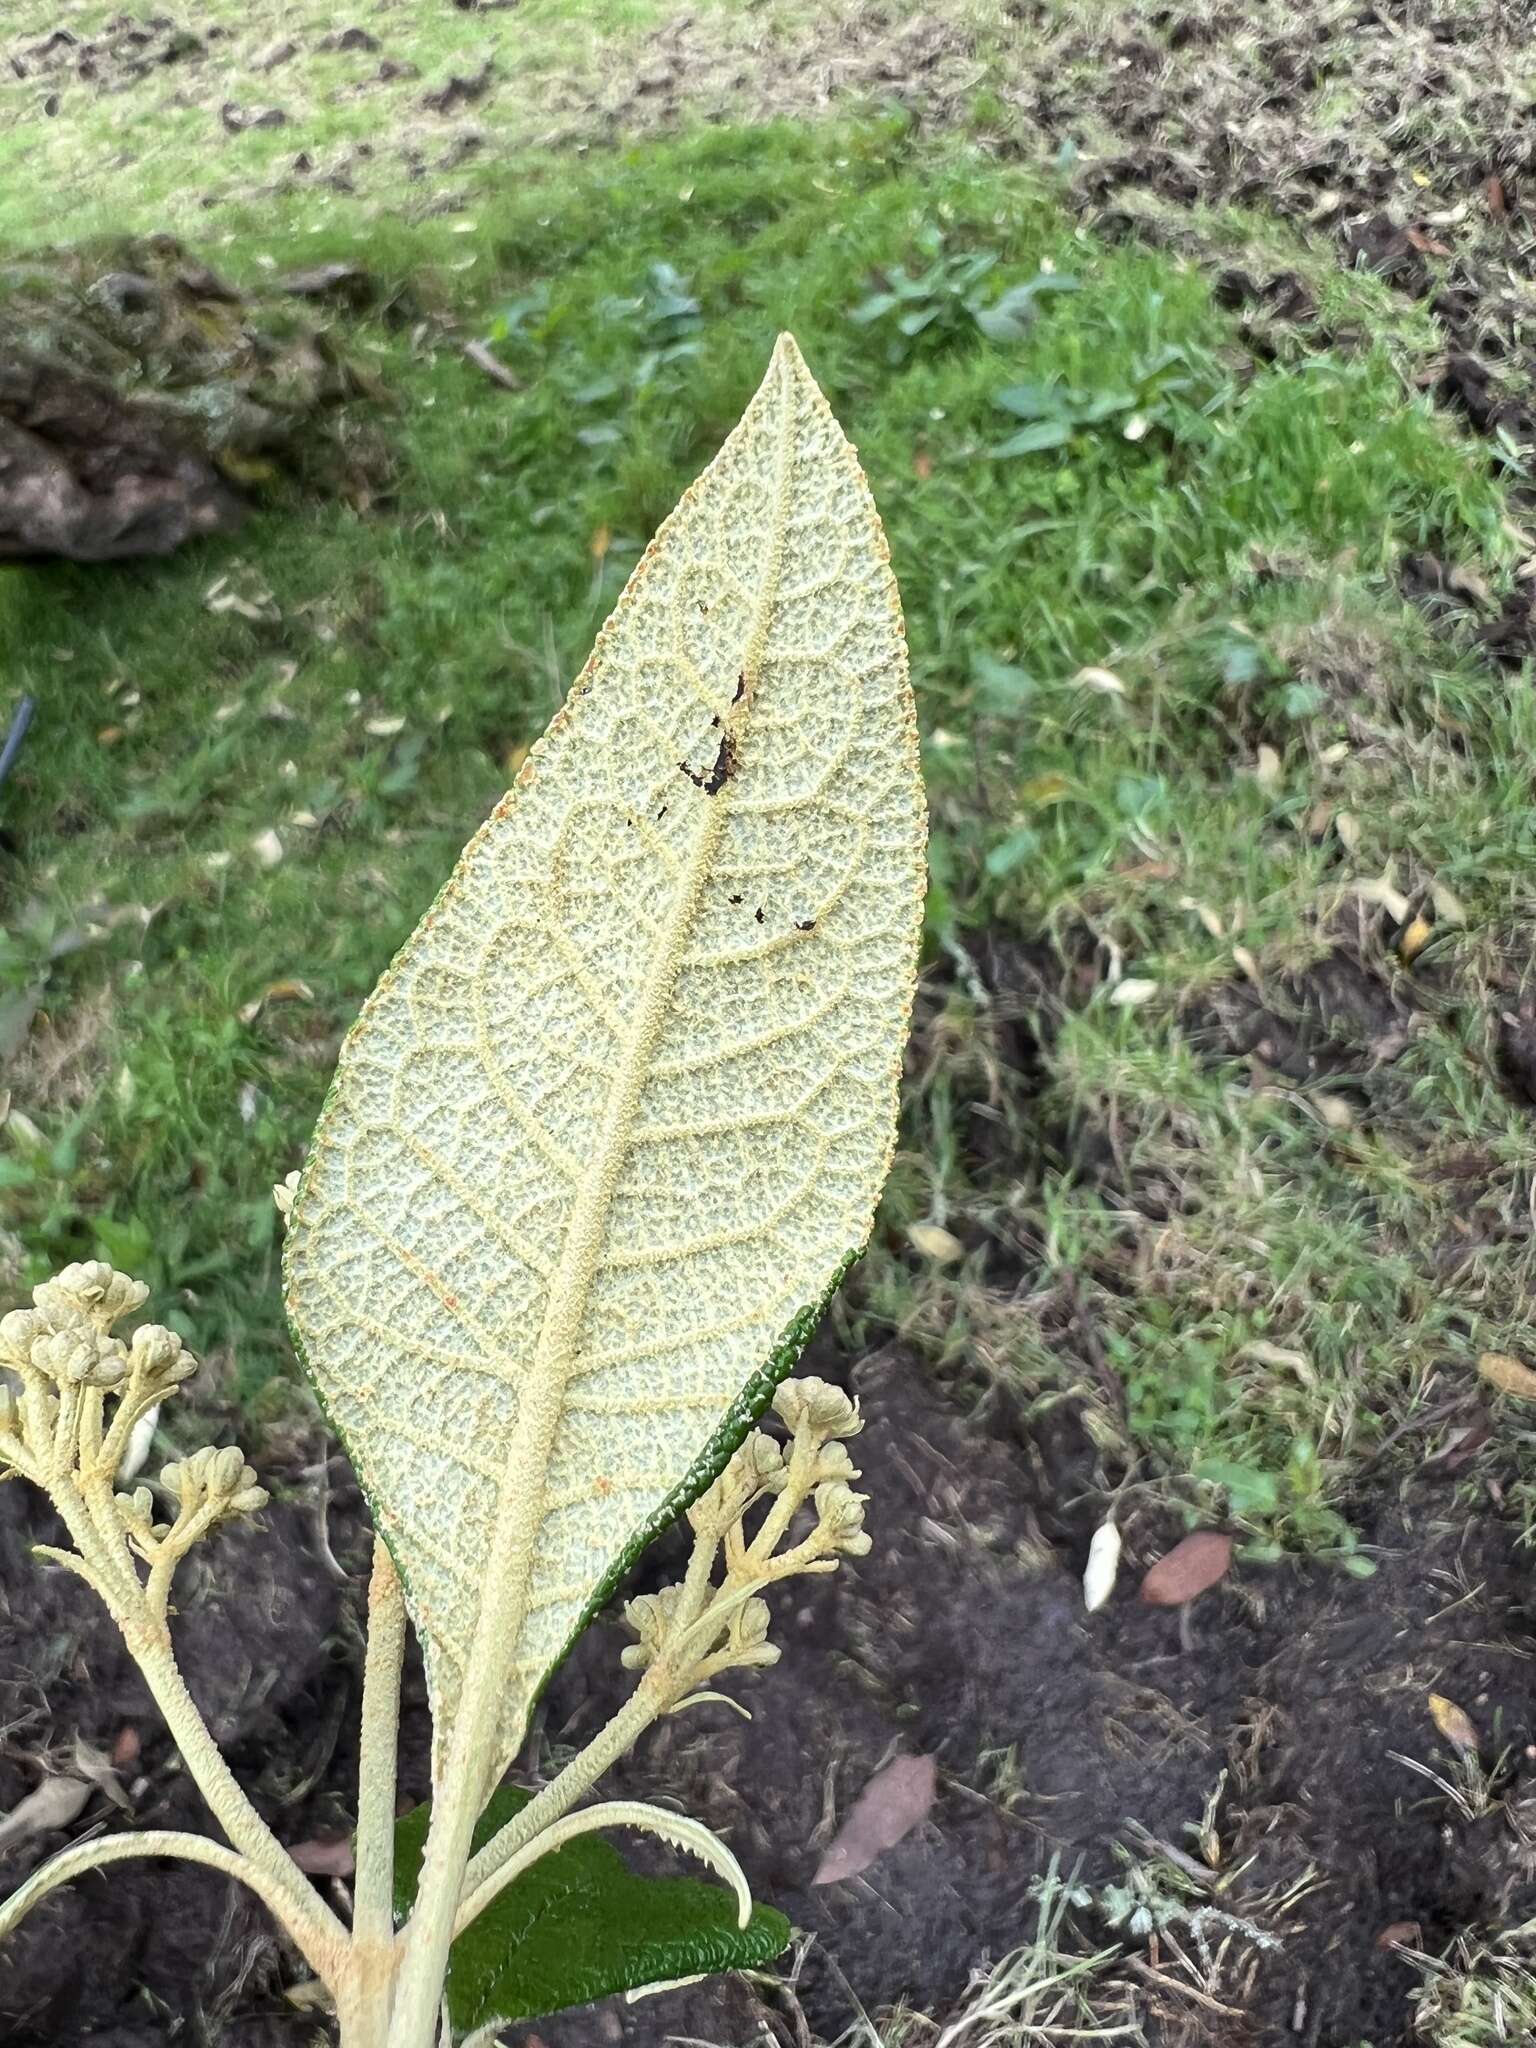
[347,1537,407,2038]
[43,1485,348,1982]
[459,1681,663,1910]
[0,1831,337,1980]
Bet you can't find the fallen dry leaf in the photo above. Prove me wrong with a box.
[1477,1351,1536,1400]
[1428,1693,1479,1755]
[111,1727,142,1769]
[250,828,285,870]
[1422,1417,1493,1475]
[72,1736,131,1813]
[0,1774,92,1854]
[1109,978,1157,1008]
[1352,875,1411,925]
[365,715,407,739]
[1376,1920,1422,1950]
[289,1836,356,1877]
[1181,897,1225,940]
[813,1755,937,1885]
[1239,1339,1313,1382]
[462,338,521,393]
[1139,1531,1233,1608]
[1073,665,1127,698]
[1082,1518,1121,1614]
[1254,744,1282,792]
[1430,881,1467,926]
[911,450,933,481]
[907,1222,964,1264]
[238,978,316,1026]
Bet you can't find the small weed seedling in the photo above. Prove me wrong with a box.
[0,336,926,2047]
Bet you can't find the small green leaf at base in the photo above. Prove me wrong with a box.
[392,1788,791,2039]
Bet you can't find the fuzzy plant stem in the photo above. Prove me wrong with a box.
[46,1483,349,1984]
[341,1538,408,2042]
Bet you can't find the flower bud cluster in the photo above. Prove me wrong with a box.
[160,1445,269,1521]
[0,1263,262,1596]
[1,1263,196,1404]
[623,1374,870,1702]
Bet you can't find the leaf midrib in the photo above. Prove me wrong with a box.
[442,344,800,1796]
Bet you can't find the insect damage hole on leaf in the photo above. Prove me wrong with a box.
[679,729,736,795]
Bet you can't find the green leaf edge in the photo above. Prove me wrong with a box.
[391,1785,793,2036]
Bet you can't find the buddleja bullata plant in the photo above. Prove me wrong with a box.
[0,335,925,2047]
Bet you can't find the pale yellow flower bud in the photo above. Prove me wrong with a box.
[210,1446,248,1497]
[31,1328,129,1389]
[813,1440,859,1483]
[621,1584,684,1670]
[734,1596,772,1647]
[34,1262,148,1333]
[687,1430,785,1531]
[159,1445,263,1527]
[128,1325,197,1390]
[114,1486,155,1529]
[0,1308,44,1364]
[814,1479,871,1556]
[773,1376,862,1441]
[273,1170,301,1219]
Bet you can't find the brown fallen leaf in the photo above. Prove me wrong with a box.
[72,1735,131,1813]
[238,977,316,1026]
[1139,1531,1233,1608]
[1478,1351,1536,1400]
[111,1726,142,1769]
[912,450,933,481]
[289,1836,356,1877]
[1376,1920,1422,1950]
[812,1754,937,1886]
[1428,1693,1479,1755]
[1422,1416,1493,1475]
[0,1774,92,1854]
[1486,175,1507,218]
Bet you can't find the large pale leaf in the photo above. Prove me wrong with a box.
[283,333,925,1779]
[391,1788,790,2038]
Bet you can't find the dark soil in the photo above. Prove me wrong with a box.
[3,1342,1534,2047]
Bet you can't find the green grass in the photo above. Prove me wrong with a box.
[4,111,1533,1551]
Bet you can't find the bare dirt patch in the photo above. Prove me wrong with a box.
[3,1340,1534,2046]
